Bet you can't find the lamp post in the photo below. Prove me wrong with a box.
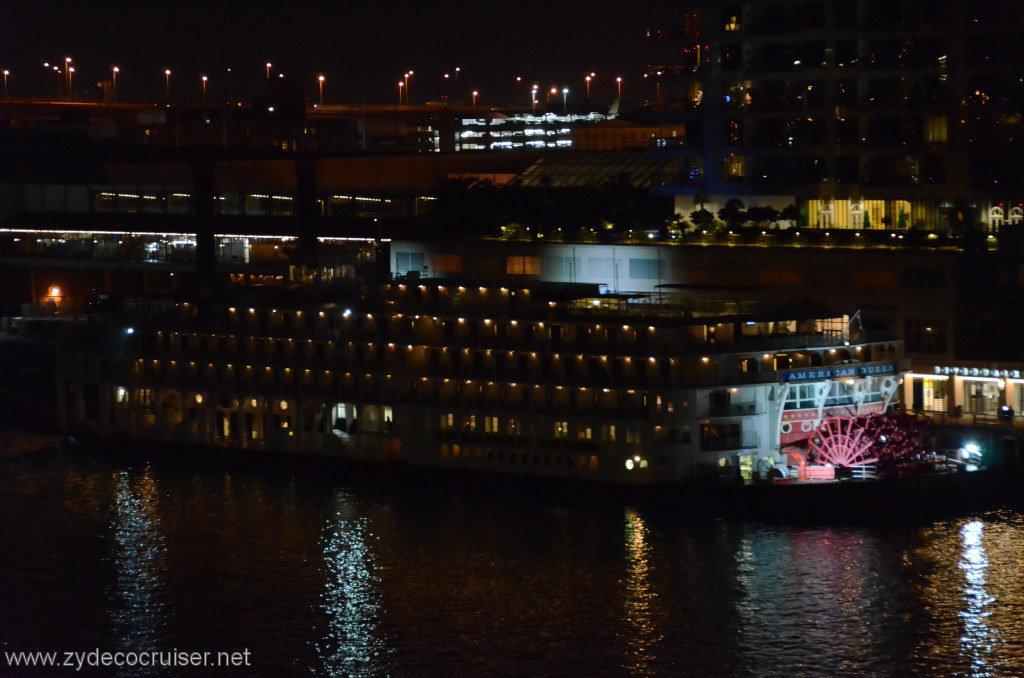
[265,62,272,80]
[45,64,61,99]
[616,76,622,99]
[585,75,591,100]
[397,80,403,105]
[201,75,208,103]
[164,69,171,100]
[112,66,119,101]
[404,70,413,104]
[318,74,325,106]
[562,87,569,114]
[531,84,539,111]
[472,89,478,106]
[454,66,460,104]
[67,67,75,100]
[64,57,72,100]
[2,70,8,99]
[516,76,522,107]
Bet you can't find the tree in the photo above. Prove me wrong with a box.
[717,198,747,229]
[747,205,780,226]
[690,208,715,229]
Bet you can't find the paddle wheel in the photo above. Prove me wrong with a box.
[804,412,931,471]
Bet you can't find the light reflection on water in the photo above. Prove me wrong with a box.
[622,508,664,676]
[733,527,903,677]
[959,520,995,677]
[908,515,1024,677]
[315,489,389,678]
[109,468,167,676]
[4,440,1024,676]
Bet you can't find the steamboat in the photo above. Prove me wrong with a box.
[57,261,921,491]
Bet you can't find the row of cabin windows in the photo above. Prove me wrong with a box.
[163,319,837,354]
[441,413,638,444]
[124,360,658,414]
[159,329,887,371]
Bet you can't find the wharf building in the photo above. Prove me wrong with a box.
[641,0,1024,232]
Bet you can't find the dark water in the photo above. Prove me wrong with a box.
[2,431,1024,677]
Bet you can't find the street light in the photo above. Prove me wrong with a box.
[404,70,413,104]
[68,67,75,100]
[516,76,522,107]
[562,87,569,114]
[112,66,119,101]
[454,66,460,104]
[164,69,171,100]
[472,89,478,106]
[318,74,325,106]
[64,57,72,100]
[531,84,539,111]
[397,80,403,105]
[616,76,622,99]
[265,62,272,80]
[585,75,592,100]
[2,70,8,99]
[201,75,208,103]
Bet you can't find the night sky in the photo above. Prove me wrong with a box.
[2,0,652,108]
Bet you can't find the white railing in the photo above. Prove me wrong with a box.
[851,464,877,480]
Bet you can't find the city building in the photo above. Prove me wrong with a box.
[642,0,1024,231]
[0,99,619,156]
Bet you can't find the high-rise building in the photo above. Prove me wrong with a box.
[642,0,1024,232]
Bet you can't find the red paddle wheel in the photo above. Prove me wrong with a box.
[803,412,931,471]
[807,416,878,466]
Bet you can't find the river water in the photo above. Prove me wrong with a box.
[2,430,1024,677]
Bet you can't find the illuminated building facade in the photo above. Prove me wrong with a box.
[903,364,1024,423]
[643,0,1024,232]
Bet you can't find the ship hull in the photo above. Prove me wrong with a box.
[58,432,1009,523]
